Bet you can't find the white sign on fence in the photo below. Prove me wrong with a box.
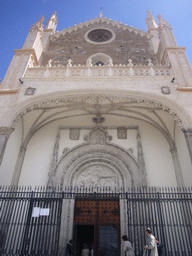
[32,207,50,217]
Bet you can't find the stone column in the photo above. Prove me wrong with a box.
[183,129,192,165]
[0,127,14,165]
[170,148,185,186]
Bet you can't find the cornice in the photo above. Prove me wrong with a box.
[161,47,186,64]
[44,28,55,34]
[14,49,38,64]
[51,17,151,40]
[0,89,17,95]
[177,87,192,92]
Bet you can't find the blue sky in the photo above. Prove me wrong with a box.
[0,0,192,81]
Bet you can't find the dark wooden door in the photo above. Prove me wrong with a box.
[74,200,120,256]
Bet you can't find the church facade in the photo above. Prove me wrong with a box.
[0,11,192,255]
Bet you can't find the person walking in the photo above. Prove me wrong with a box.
[122,235,135,256]
[143,228,158,256]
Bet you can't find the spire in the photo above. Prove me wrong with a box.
[45,11,58,33]
[99,7,102,17]
[145,10,158,32]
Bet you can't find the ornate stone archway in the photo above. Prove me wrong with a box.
[53,125,143,188]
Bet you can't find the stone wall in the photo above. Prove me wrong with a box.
[41,22,159,66]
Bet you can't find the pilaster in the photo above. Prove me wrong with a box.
[1,17,45,89]
[0,127,14,165]
[22,16,44,61]
[170,148,185,186]
[183,129,192,165]
[157,15,192,87]
[11,144,27,186]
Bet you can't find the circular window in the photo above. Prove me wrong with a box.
[85,28,116,45]
[88,29,112,43]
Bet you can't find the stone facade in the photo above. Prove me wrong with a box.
[0,11,192,255]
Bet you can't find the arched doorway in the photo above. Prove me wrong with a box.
[54,124,141,256]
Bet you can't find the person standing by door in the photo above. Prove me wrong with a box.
[122,235,135,256]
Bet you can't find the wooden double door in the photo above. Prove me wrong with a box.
[74,199,120,256]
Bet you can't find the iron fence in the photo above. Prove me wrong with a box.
[0,186,191,256]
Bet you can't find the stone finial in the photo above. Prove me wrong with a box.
[45,11,58,33]
[87,59,92,67]
[47,59,52,67]
[67,58,73,67]
[108,59,113,67]
[127,59,133,67]
[147,58,153,66]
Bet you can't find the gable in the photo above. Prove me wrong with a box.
[41,17,159,67]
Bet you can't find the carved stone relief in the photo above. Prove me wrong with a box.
[90,129,106,145]
[25,87,36,95]
[70,128,80,140]
[117,127,127,139]
[161,85,171,94]
[76,165,119,187]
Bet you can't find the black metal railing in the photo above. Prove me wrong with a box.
[0,186,191,256]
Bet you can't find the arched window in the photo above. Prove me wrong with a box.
[86,53,113,66]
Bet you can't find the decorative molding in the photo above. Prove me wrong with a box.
[47,129,60,188]
[59,125,138,130]
[0,127,15,137]
[137,129,147,186]
[25,65,171,79]
[11,94,185,130]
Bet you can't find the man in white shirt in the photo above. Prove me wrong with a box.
[143,228,158,256]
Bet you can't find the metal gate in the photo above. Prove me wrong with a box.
[0,186,192,256]
[0,188,62,256]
